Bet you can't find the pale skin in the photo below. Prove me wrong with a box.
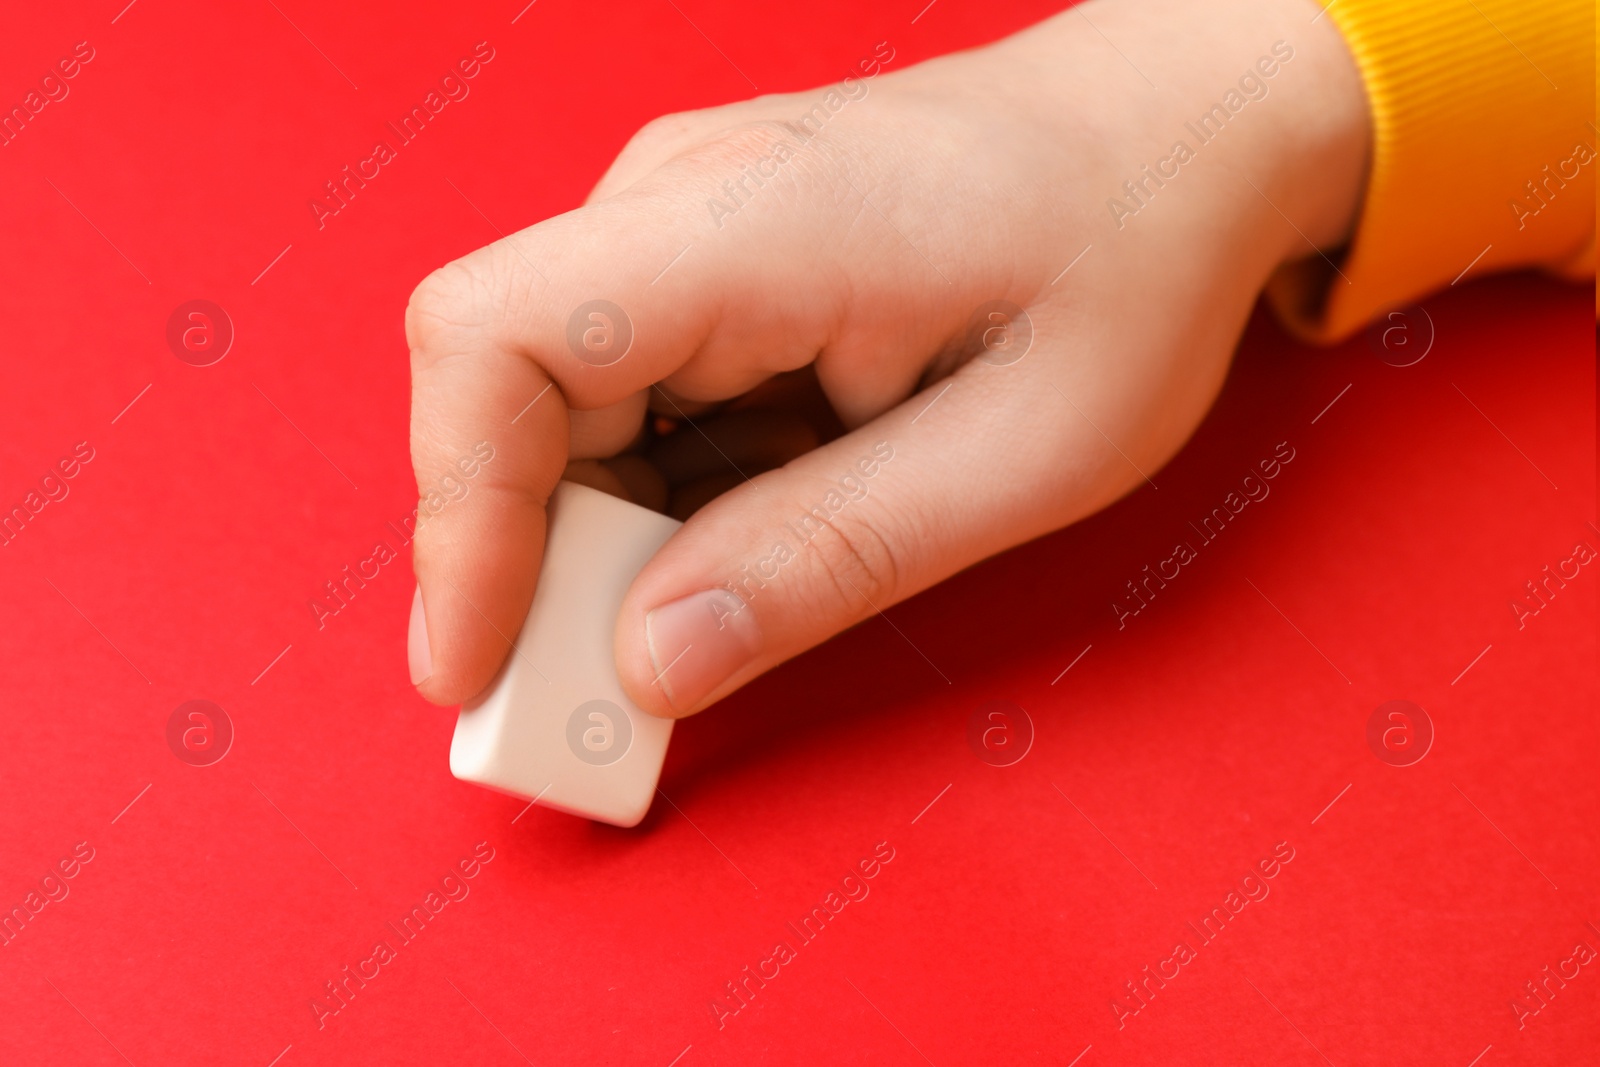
[405,0,1371,717]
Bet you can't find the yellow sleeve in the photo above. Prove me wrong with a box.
[1267,0,1596,342]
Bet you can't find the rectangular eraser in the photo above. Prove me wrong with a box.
[450,480,682,827]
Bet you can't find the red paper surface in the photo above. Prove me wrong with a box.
[1,2,1595,1065]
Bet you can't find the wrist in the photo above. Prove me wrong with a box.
[1232,0,1371,259]
[986,0,1370,271]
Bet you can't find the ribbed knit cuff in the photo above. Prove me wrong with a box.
[1266,0,1595,342]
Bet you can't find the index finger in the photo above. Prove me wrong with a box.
[407,245,569,706]
[405,169,815,704]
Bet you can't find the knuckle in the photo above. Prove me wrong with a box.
[626,112,700,154]
[405,259,487,354]
[405,248,526,364]
[684,121,854,214]
[797,506,903,617]
[603,116,853,228]
[598,108,741,196]
[684,120,814,173]
[622,120,849,228]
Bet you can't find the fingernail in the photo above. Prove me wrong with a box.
[644,589,761,712]
[408,584,432,686]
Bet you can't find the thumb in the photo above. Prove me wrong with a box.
[613,351,1156,717]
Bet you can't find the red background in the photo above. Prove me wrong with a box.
[1,1,1594,1064]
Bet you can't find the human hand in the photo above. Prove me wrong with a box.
[405,0,1369,716]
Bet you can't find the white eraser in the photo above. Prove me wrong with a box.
[450,480,681,827]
